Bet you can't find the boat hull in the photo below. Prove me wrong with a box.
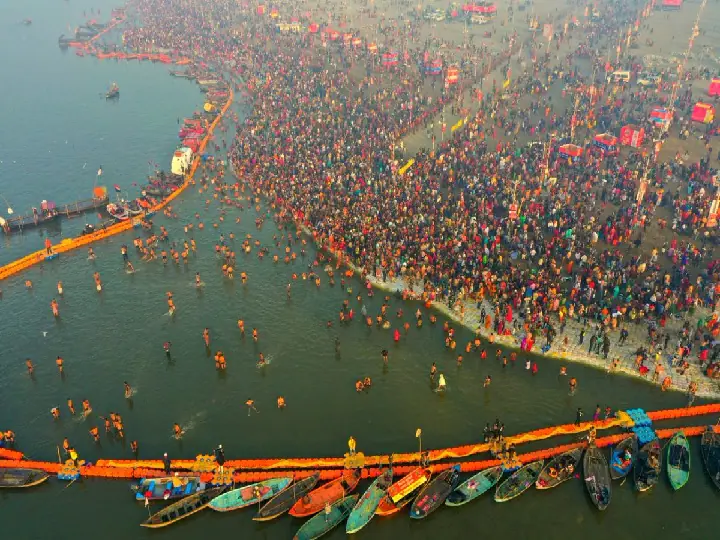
[0,468,49,488]
[609,435,638,480]
[494,460,544,502]
[293,495,358,540]
[667,431,690,490]
[253,473,320,521]
[701,427,720,490]
[208,477,291,511]
[289,469,360,517]
[634,439,661,492]
[141,486,225,528]
[410,468,459,519]
[346,469,392,534]
[446,466,502,506]
[133,475,202,501]
[536,448,583,490]
[584,446,611,511]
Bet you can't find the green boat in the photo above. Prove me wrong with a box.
[445,466,503,506]
[667,431,691,490]
[293,495,358,540]
[208,477,291,511]
[346,469,392,534]
[494,460,543,502]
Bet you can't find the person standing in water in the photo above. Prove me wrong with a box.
[124,382,132,399]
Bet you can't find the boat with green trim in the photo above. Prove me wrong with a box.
[667,431,690,490]
[140,486,225,528]
[494,460,543,502]
[208,477,291,511]
[346,469,392,534]
[445,466,502,506]
[293,495,358,540]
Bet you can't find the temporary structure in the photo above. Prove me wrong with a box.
[593,133,618,153]
[692,102,715,124]
[558,144,583,158]
[620,124,645,148]
[709,78,720,97]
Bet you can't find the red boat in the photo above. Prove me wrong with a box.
[288,469,361,517]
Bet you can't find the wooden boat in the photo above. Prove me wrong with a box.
[583,445,611,511]
[208,477,291,511]
[701,426,720,490]
[132,475,202,501]
[494,460,543,502]
[253,473,319,521]
[376,467,432,516]
[609,434,638,480]
[140,486,225,528]
[289,469,361,517]
[346,469,392,534]
[410,466,460,519]
[294,495,358,540]
[667,431,691,490]
[536,447,583,490]
[446,466,502,506]
[0,468,49,488]
[634,439,661,492]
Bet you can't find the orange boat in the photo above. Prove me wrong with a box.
[376,467,432,516]
[288,469,361,517]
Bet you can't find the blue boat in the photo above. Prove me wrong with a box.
[610,434,638,480]
[208,477,291,511]
[346,469,392,534]
[133,475,204,501]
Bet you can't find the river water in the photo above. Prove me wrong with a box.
[0,1,718,539]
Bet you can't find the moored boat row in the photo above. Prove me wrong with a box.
[4,427,720,534]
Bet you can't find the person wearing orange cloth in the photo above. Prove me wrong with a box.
[277,396,286,409]
[56,356,64,373]
[89,426,100,442]
[51,299,59,317]
[67,398,75,415]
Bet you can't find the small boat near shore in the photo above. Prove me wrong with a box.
[446,466,502,506]
[410,466,460,519]
[253,473,319,521]
[536,447,583,490]
[701,426,720,490]
[583,445,611,511]
[667,431,691,490]
[495,460,543,502]
[376,467,432,516]
[609,434,638,480]
[289,469,361,517]
[294,495,358,540]
[140,486,225,528]
[132,475,202,501]
[346,469,392,534]
[0,468,49,488]
[635,439,661,492]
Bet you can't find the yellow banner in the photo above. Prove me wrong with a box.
[398,158,415,175]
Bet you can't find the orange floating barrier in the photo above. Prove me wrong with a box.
[0,448,24,460]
